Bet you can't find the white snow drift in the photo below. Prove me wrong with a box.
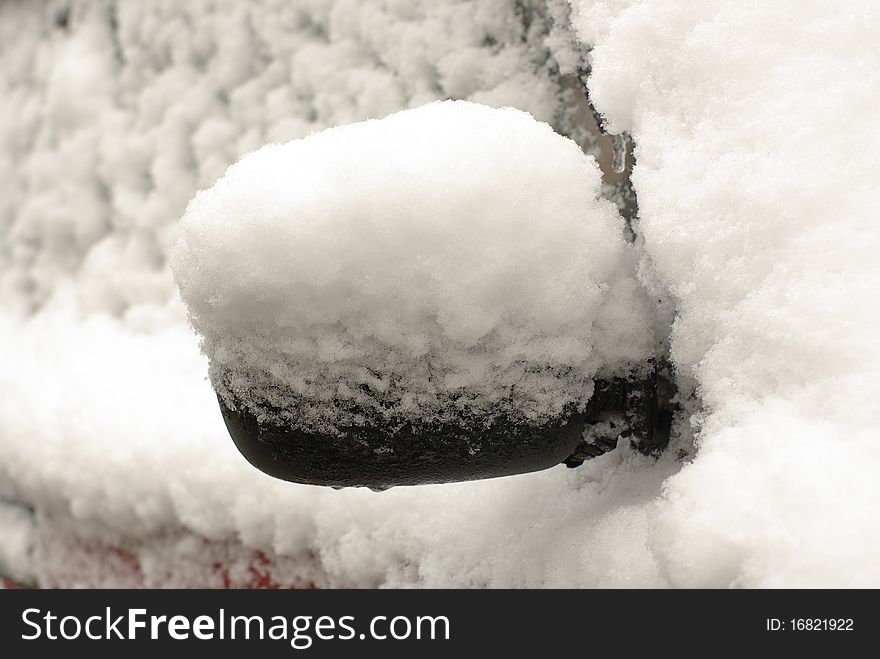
[172,101,647,432]
[573,0,880,586]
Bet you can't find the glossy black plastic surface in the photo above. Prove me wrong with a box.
[219,399,586,489]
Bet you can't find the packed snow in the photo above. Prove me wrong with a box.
[0,0,878,587]
[172,101,648,433]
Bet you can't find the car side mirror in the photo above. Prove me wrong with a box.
[172,101,666,490]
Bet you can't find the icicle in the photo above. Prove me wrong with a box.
[611,133,627,173]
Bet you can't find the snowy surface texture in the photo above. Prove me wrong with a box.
[1,0,666,588]
[0,501,35,585]
[0,0,568,319]
[574,0,880,586]
[0,313,671,587]
[173,101,645,432]
[1,0,877,588]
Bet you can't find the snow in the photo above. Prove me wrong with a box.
[573,0,880,585]
[1,0,878,588]
[1,0,668,587]
[172,100,648,433]
[0,313,672,587]
[1,0,565,319]
[0,500,35,585]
